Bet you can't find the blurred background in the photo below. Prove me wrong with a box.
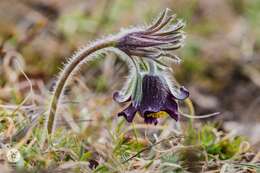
[0,0,259,146]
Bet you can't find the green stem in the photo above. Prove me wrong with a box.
[46,40,116,135]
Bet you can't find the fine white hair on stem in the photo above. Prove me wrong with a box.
[51,41,115,95]
[52,46,136,102]
[46,8,186,136]
[46,31,141,135]
[45,37,117,135]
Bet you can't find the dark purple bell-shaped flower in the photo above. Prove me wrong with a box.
[113,74,189,125]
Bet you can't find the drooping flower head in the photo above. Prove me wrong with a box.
[113,9,188,125]
[45,8,189,135]
[114,72,189,125]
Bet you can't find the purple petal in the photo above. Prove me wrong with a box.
[118,104,137,122]
[162,98,179,121]
[144,116,158,125]
[139,75,168,111]
[129,36,172,47]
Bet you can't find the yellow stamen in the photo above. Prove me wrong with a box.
[146,111,168,118]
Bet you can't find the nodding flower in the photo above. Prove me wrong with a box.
[115,8,185,64]
[112,9,188,125]
[46,8,188,135]
[113,70,189,125]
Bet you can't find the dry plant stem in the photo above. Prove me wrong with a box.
[184,98,195,116]
[122,135,177,164]
[47,40,116,134]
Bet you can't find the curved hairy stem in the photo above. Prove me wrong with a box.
[46,40,116,134]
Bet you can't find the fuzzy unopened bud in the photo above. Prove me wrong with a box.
[116,8,185,63]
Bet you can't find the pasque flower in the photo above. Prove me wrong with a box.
[113,9,188,124]
[114,71,189,125]
[46,8,188,135]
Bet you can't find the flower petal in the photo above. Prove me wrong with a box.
[162,98,179,121]
[139,75,168,110]
[118,104,137,122]
[144,116,158,125]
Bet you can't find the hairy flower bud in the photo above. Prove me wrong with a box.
[116,8,185,63]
